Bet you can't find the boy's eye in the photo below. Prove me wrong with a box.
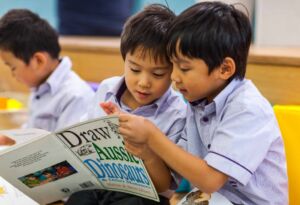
[153,72,166,77]
[130,68,140,73]
[180,67,190,72]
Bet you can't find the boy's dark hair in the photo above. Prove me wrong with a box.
[0,9,60,64]
[120,4,175,63]
[167,1,252,80]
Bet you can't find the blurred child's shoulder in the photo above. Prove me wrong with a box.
[100,76,123,86]
[95,76,123,93]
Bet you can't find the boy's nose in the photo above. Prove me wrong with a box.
[138,78,150,88]
[171,70,180,83]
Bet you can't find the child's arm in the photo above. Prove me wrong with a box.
[100,102,171,192]
[119,114,228,193]
[0,134,16,145]
[124,140,171,192]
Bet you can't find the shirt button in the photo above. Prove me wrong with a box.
[207,144,211,149]
[201,116,209,123]
[229,180,238,188]
[35,95,40,100]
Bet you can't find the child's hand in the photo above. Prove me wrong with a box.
[119,113,159,144]
[100,102,121,115]
[124,140,154,161]
[0,134,16,146]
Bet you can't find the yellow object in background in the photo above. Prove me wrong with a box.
[0,97,8,110]
[7,98,23,110]
[274,105,300,205]
[0,186,5,195]
[0,97,23,110]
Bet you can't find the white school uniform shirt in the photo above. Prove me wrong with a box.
[177,79,288,205]
[85,76,186,143]
[23,57,94,132]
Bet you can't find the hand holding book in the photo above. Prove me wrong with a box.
[0,134,15,145]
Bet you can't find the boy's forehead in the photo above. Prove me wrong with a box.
[0,49,18,59]
[171,52,192,64]
[170,41,191,62]
[128,48,171,68]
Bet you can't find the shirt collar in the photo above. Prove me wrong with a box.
[214,79,243,116]
[189,79,243,116]
[106,76,126,104]
[153,87,172,116]
[32,57,72,96]
[47,57,72,95]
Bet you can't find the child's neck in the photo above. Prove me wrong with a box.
[36,58,60,88]
[206,80,230,103]
[121,89,140,110]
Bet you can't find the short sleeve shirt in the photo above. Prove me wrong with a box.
[177,79,288,205]
[23,57,95,132]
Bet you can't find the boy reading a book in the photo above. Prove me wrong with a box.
[65,4,186,205]
[111,2,288,205]
[0,9,94,132]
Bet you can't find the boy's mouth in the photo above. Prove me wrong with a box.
[136,90,150,99]
[179,88,187,93]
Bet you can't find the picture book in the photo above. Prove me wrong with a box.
[0,116,159,204]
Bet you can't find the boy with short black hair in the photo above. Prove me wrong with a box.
[115,2,288,205]
[0,9,94,132]
[66,4,186,205]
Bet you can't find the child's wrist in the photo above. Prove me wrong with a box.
[148,127,163,147]
[143,154,160,165]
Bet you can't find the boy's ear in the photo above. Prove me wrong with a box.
[219,57,236,80]
[31,52,47,70]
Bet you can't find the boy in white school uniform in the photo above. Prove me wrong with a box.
[65,4,186,205]
[0,9,94,132]
[112,2,288,205]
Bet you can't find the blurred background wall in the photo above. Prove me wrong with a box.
[0,0,195,28]
[0,0,300,46]
[0,0,57,28]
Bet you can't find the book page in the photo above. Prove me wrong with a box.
[177,188,233,205]
[0,116,159,204]
[0,177,38,205]
[0,128,50,148]
[0,128,50,205]
[0,132,100,204]
[56,116,159,202]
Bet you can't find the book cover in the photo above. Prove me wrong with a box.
[0,116,159,204]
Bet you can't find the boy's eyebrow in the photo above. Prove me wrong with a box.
[4,62,10,66]
[172,58,190,64]
[128,60,170,69]
[128,60,142,67]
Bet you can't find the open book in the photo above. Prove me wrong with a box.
[177,188,233,205]
[0,116,159,204]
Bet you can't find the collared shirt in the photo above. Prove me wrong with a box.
[85,76,186,143]
[177,79,288,205]
[23,57,94,131]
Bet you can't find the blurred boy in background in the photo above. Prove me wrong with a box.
[0,9,94,132]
